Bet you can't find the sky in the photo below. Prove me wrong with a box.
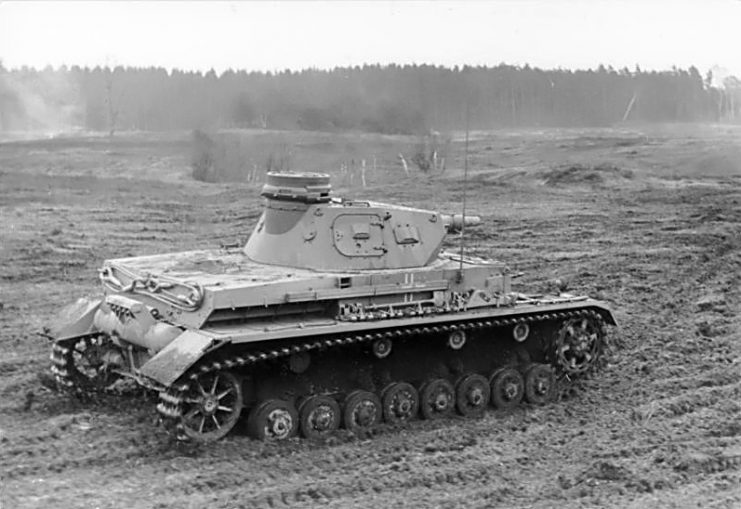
[1,1,740,78]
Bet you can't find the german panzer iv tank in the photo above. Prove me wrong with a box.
[48,172,616,442]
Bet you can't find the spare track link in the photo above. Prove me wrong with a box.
[157,308,606,428]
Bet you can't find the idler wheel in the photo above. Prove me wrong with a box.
[247,399,298,441]
[524,364,556,405]
[343,390,382,433]
[53,335,121,392]
[489,367,524,410]
[455,374,490,418]
[180,370,244,442]
[381,382,419,423]
[298,395,341,439]
[419,378,456,420]
[554,316,604,375]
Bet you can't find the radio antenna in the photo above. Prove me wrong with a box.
[458,100,470,277]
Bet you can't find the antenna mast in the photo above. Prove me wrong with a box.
[458,101,470,277]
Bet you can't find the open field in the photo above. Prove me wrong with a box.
[1,125,740,508]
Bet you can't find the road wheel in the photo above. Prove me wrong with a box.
[455,374,490,418]
[381,382,419,424]
[343,390,382,433]
[247,399,298,441]
[419,378,455,420]
[180,370,244,442]
[524,364,556,405]
[298,395,341,439]
[489,367,524,410]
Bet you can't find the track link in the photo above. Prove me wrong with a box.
[50,341,76,389]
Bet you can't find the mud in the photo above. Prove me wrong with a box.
[1,125,739,508]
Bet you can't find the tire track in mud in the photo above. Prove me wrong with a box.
[4,406,558,507]
[139,411,592,507]
[145,434,518,509]
[1,410,162,479]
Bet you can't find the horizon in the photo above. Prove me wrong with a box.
[1,1,740,82]
[0,61,721,75]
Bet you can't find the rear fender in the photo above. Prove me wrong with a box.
[48,297,102,340]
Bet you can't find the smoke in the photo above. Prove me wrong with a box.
[0,68,83,133]
[0,72,22,131]
[709,66,739,89]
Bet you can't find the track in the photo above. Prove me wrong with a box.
[154,309,607,440]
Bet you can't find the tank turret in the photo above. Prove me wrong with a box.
[244,172,481,271]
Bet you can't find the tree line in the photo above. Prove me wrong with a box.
[1,63,739,134]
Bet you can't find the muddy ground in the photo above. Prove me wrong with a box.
[1,125,739,508]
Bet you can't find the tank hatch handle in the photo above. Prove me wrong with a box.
[352,224,371,240]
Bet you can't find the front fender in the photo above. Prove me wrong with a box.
[140,329,229,387]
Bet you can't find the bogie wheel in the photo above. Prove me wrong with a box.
[554,316,604,375]
[455,374,490,418]
[299,395,341,439]
[489,367,524,410]
[343,390,382,433]
[419,378,456,420]
[524,364,556,405]
[247,399,299,441]
[381,382,419,424]
[52,335,120,392]
[180,370,244,442]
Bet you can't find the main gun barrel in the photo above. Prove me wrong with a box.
[442,214,481,232]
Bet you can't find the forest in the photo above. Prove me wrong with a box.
[1,63,740,135]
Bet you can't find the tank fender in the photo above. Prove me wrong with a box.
[47,297,102,340]
[588,302,617,326]
[139,329,229,387]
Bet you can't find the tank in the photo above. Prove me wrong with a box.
[48,172,616,441]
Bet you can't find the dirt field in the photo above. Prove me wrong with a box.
[1,125,739,508]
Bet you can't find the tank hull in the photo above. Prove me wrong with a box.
[51,260,613,442]
[141,294,612,386]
